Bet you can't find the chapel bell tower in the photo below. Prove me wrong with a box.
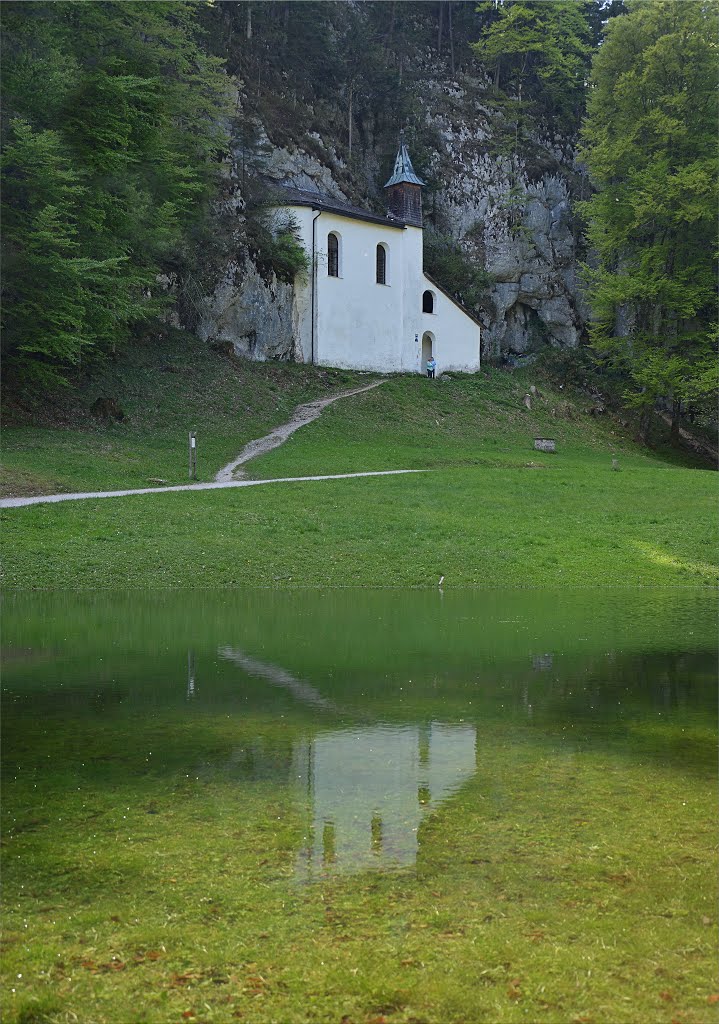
[384,134,426,228]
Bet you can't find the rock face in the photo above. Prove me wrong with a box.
[196,78,588,364]
[425,86,586,359]
[448,165,583,358]
[197,258,298,362]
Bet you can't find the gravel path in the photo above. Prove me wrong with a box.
[0,470,424,510]
[1,379,406,510]
[215,379,386,482]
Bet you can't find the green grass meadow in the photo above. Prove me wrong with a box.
[2,459,717,589]
[1,345,717,589]
[1,332,366,497]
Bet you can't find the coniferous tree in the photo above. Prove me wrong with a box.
[1,1,228,389]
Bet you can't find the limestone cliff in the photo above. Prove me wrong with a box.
[194,3,590,364]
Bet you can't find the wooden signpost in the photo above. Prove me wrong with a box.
[189,431,197,479]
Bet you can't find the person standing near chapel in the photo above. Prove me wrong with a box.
[426,356,436,379]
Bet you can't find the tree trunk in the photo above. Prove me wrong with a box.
[448,2,455,75]
[246,2,252,41]
[437,0,444,54]
[638,408,652,443]
[671,399,681,446]
[385,1,396,48]
[348,83,353,159]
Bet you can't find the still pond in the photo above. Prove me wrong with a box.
[2,589,716,1023]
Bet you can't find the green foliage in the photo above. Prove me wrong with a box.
[538,344,602,389]
[247,213,310,285]
[473,1,593,129]
[269,220,310,284]
[423,230,493,313]
[1,120,134,387]
[579,0,719,422]
[1,1,228,390]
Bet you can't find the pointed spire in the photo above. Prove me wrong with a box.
[384,132,426,188]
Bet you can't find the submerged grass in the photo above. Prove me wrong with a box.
[2,710,716,1024]
[3,591,716,1022]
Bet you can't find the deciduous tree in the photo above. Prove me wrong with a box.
[579,0,718,437]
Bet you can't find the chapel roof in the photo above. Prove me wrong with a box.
[424,272,484,329]
[268,183,406,229]
[384,138,426,188]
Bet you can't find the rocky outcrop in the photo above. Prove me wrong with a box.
[196,78,588,364]
[425,88,586,359]
[197,258,298,362]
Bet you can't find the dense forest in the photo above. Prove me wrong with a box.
[1,0,716,437]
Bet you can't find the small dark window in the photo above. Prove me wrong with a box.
[328,233,339,277]
[423,290,434,313]
[376,244,387,284]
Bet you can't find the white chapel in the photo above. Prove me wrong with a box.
[271,140,481,375]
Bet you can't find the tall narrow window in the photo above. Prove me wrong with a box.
[327,233,339,277]
[376,244,387,284]
[423,290,434,313]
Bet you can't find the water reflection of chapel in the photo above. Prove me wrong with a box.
[293,723,477,877]
[217,645,478,876]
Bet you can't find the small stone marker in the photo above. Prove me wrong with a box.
[534,437,556,453]
[523,394,532,410]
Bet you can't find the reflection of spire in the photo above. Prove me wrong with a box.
[218,647,339,713]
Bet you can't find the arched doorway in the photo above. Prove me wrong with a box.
[421,331,434,368]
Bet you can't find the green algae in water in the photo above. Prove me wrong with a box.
[2,590,717,1023]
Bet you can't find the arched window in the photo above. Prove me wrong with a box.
[327,233,339,277]
[376,244,387,285]
[423,289,434,313]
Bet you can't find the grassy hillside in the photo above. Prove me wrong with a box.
[0,330,367,497]
[2,340,716,589]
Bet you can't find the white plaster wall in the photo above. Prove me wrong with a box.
[315,214,405,372]
[399,226,426,372]
[421,275,481,373]
[276,204,480,374]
